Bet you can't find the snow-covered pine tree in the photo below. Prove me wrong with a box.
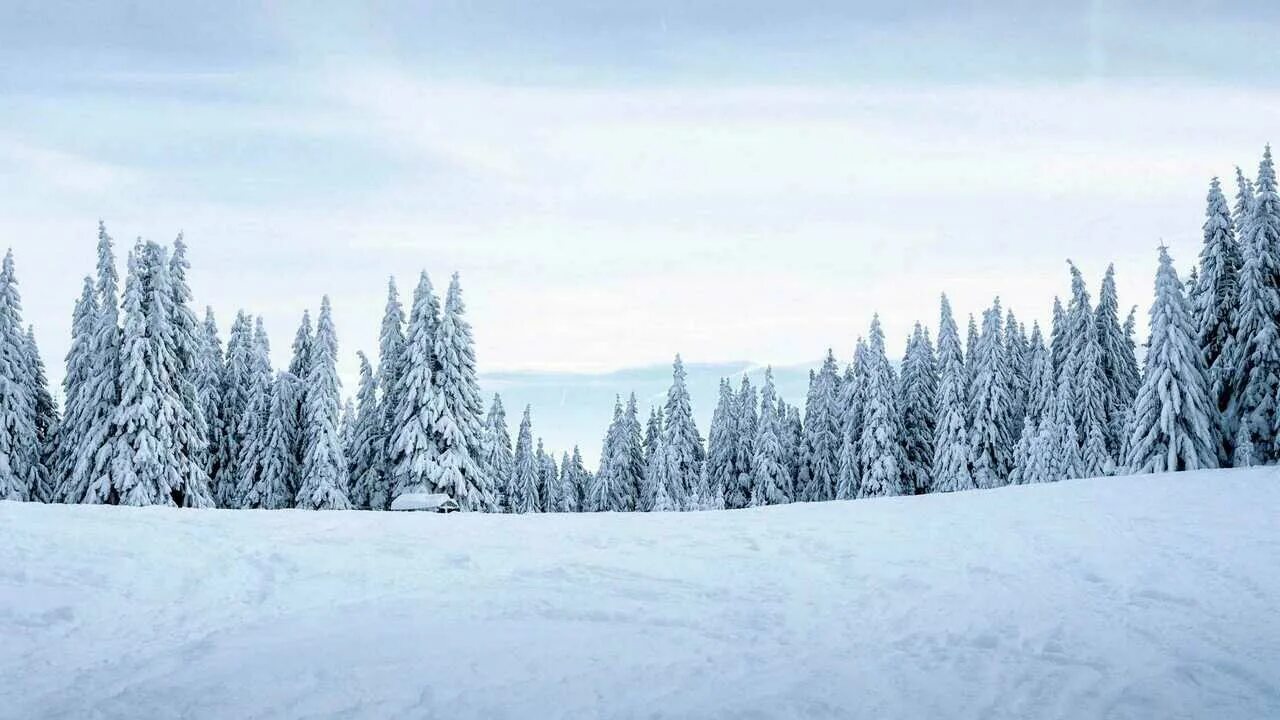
[748,367,789,505]
[1003,311,1029,446]
[1123,246,1220,473]
[1024,323,1053,426]
[376,277,407,507]
[621,393,645,509]
[557,451,577,512]
[857,317,906,497]
[965,313,980,406]
[705,379,735,505]
[932,294,974,493]
[725,376,756,509]
[661,355,703,506]
[347,352,383,510]
[96,242,182,505]
[24,327,56,502]
[388,273,442,498]
[834,424,858,500]
[836,338,868,493]
[76,225,124,504]
[1027,379,1081,484]
[641,419,672,511]
[482,394,513,512]
[800,351,841,501]
[286,310,313,481]
[52,277,97,501]
[898,326,937,494]
[1049,296,1068,380]
[296,296,350,509]
[1233,166,1257,248]
[430,274,489,510]
[1095,264,1142,456]
[1192,178,1242,434]
[783,403,803,499]
[589,397,623,512]
[241,372,297,510]
[234,317,274,508]
[1226,149,1280,463]
[0,251,41,501]
[508,406,539,513]
[339,399,356,468]
[967,300,1013,488]
[197,308,225,484]
[535,438,555,512]
[1008,414,1036,485]
[215,311,254,506]
[644,406,663,467]
[163,237,214,506]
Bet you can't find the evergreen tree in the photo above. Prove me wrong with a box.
[660,355,703,505]
[77,224,123,504]
[1049,296,1068,379]
[376,277,407,504]
[388,273,442,497]
[748,367,789,505]
[568,446,589,511]
[557,451,577,513]
[1233,166,1257,246]
[0,251,41,501]
[643,406,663,467]
[1123,247,1219,473]
[25,327,56,502]
[858,317,906,497]
[1192,178,1242,432]
[52,277,97,501]
[590,397,625,512]
[800,351,841,501]
[197,308,225,484]
[1024,323,1054,425]
[898,327,937,494]
[482,394,513,512]
[508,406,539,513]
[621,393,645,509]
[242,372,297,509]
[535,438,556,512]
[287,310,314,476]
[215,311,254,506]
[965,313,980,402]
[431,274,489,510]
[1226,150,1280,462]
[932,294,974,493]
[234,318,274,508]
[348,352,384,510]
[296,297,351,509]
[1026,380,1081,484]
[167,236,212,506]
[968,301,1013,488]
[1096,264,1142,455]
[725,376,756,509]
[837,339,868,492]
[705,380,735,505]
[783,403,804,500]
[1003,312,1029,445]
[1008,414,1036,485]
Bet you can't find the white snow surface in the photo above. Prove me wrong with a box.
[2,468,1278,719]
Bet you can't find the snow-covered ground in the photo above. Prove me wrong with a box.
[2,469,1278,720]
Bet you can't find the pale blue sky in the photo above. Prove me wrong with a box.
[2,2,1278,459]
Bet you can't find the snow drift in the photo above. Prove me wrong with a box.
[2,468,1278,719]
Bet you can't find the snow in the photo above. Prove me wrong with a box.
[2,469,1279,719]
[389,492,458,512]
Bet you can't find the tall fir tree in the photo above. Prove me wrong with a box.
[215,311,254,507]
[197,308,225,484]
[0,251,42,501]
[234,318,274,508]
[287,310,314,477]
[1024,322,1053,426]
[857,317,906,497]
[77,224,123,504]
[968,300,1014,488]
[509,406,539,513]
[725,376,756,509]
[388,273,442,498]
[1003,311,1029,446]
[1192,178,1242,432]
[932,294,974,492]
[836,339,868,495]
[482,394,513,512]
[431,274,489,510]
[376,277,407,504]
[535,438,555,512]
[660,355,703,506]
[52,277,97,500]
[705,379,736,506]
[167,236,212,506]
[1095,264,1142,456]
[348,352,384,510]
[1124,247,1219,473]
[748,367,789,505]
[296,297,350,509]
[800,351,841,501]
[898,327,937,495]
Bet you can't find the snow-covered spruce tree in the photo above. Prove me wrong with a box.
[932,294,974,493]
[166,236,213,506]
[215,311,254,506]
[725,376,756,509]
[1074,305,1114,478]
[197,308,225,484]
[431,274,489,510]
[748,367,790,506]
[482,394,513,512]
[0,252,42,501]
[51,277,97,501]
[858,317,906,498]
[965,314,980,405]
[339,399,356,472]
[1003,311,1029,445]
[287,310,313,480]
[1096,264,1142,456]
[1024,323,1053,426]
[508,406,539,513]
[641,418,672,511]
[800,351,841,501]
[535,438,555,512]
[25,327,57,502]
[1225,150,1280,463]
[899,327,937,495]
[388,273,442,498]
[589,397,624,511]
[967,301,1012,489]
[95,242,179,505]
[1027,379,1081,484]
[1049,296,1068,380]
[556,451,577,513]
[241,372,297,509]
[1192,178,1242,431]
[568,446,590,510]
[836,338,868,491]
[75,225,124,504]
[375,277,407,507]
[346,352,383,510]
[783,403,803,499]
[661,355,703,506]
[705,379,736,505]
[296,296,350,509]
[1233,166,1256,247]
[1123,246,1220,474]
[621,392,645,509]
[234,317,274,508]
[644,406,663,467]
[834,425,858,499]
[1008,414,1036,485]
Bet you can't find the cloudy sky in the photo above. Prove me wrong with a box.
[2,2,1278,459]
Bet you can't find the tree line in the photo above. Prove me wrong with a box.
[0,145,1276,510]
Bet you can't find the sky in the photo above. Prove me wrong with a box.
[2,2,1279,463]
